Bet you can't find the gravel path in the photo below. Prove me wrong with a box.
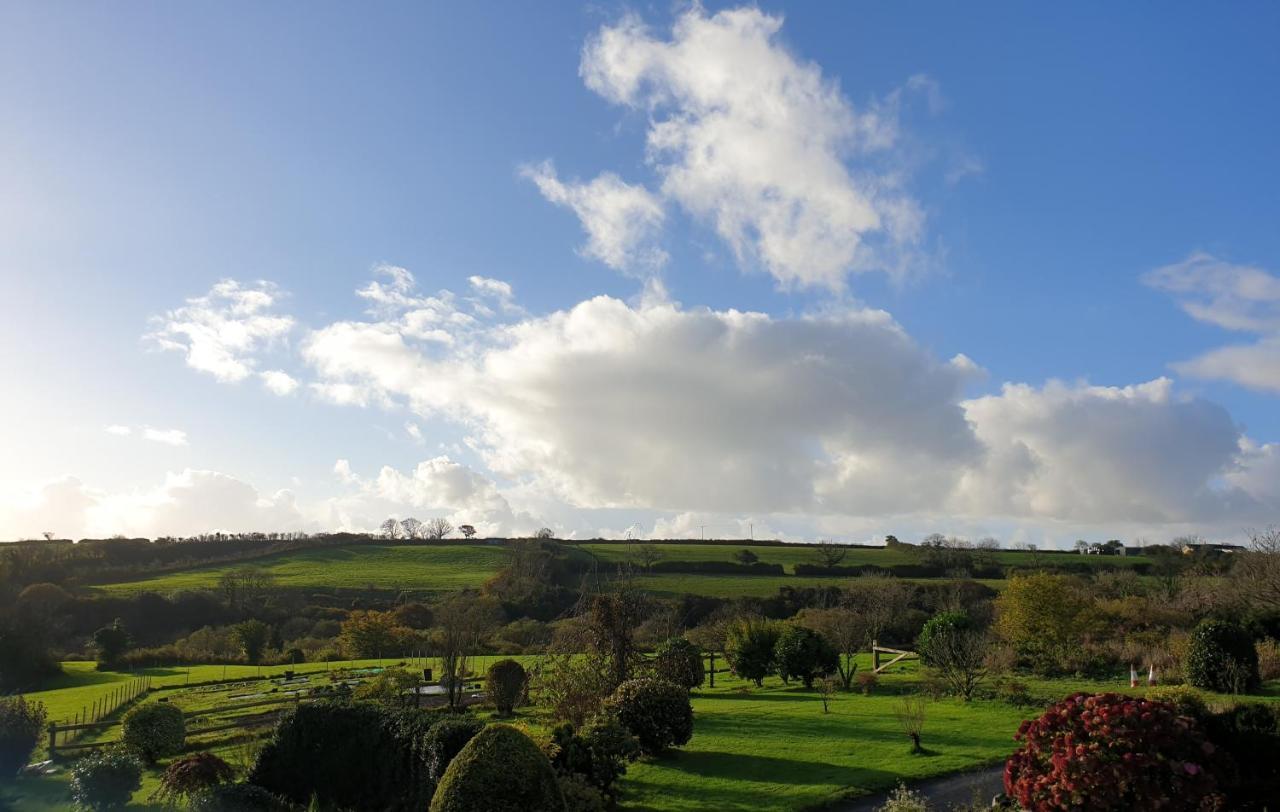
[834,764,1006,811]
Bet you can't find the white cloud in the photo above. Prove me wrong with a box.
[259,370,299,396]
[142,427,188,447]
[1146,252,1280,392]
[521,160,666,273]
[146,280,294,382]
[405,422,424,443]
[577,7,925,289]
[104,425,132,436]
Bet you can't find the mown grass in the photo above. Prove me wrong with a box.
[92,544,511,595]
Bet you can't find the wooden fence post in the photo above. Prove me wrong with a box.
[47,722,57,759]
[708,652,715,688]
[872,641,880,671]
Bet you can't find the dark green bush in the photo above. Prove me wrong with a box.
[189,782,291,812]
[548,716,639,798]
[248,701,432,810]
[724,619,779,686]
[429,724,564,812]
[601,678,692,756]
[424,715,485,783]
[487,659,527,717]
[773,625,838,688]
[916,611,971,667]
[1185,620,1260,694]
[70,748,143,811]
[0,696,46,780]
[121,702,184,763]
[1203,702,1280,807]
[151,752,234,806]
[653,638,704,690]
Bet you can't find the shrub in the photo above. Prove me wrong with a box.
[601,678,692,756]
[429,724,565,812]
[487,659,527,717]
[916,611,971,666]
[557,772,606,812]
[773,625,838,688]
[0,696,46,780]
[530,654,613,727]
[653,638,704,690]
[1004,693,1228,810]
[1257,638,1280,681]
[724,619,780,686]
[121,702,184,763]
[424,715,485,783]
[1144,685,1209,719]
[151,752,235,805]
[856,672,878,695]
[1202,702,1280,807]
[249,701,433,810]
[1185,619,1260,694]
[875,783,929,812]
[70,747,143,811]
[189,782,290,812]
[548,716,640,798]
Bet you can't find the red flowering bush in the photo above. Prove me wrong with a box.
[1004,692,1228,811]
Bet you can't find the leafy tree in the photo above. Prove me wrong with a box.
[1186,619,1260,694]
[339,610,408,659]
[352,667,421,708]
[458,524,477,539]
[724,619,780,686]
[1005,693,1229,810]
[93,619,130,668]
[235,619,271,665]
[0,696,46,780]
[994,573,1095,674]
[601,678,693,755]
[534,527,555,540]
[773,625,838,688]
[530,653,613,727]
[732,548,759,565]
[0,619,61,692]
[794,606,868,689]
[584,588,648,689]
[430,725,564,812]
[916,611,988,701]
[653,637,704,690]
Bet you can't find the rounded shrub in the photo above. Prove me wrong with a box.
[249,701,433,810]
[0,696,47,780]
[1202,702,1280,807]
[916,611,971,667]
[487,659,527,717]
[1186,619,1260,694]
[773,625,838,688]
[70,747,143,811]
[424,715,485,783]
[653,638,704,690]
[601,678,692,756]
[429,724,565,812]
[1144,685,1209,720]
[724,619,780,687]
[189,782,291,812]
[151,752,234,806]
[548,716,640,798]
[121,701,185,763]
[1004,692,1228,810]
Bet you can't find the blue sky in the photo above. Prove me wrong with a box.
[2,2,1278,544]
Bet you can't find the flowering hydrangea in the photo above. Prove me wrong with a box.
[1004,692,1228,811]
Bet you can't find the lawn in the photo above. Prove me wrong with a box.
[91,544,512,595]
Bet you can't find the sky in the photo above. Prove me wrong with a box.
[2,2,1279,546]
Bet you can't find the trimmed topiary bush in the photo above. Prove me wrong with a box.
[601,678,692,756]
[121,701,184,763]
[1186,619,1260,694]
[249,701,433,810]
[151,752,234,806]
[653,638,704,690]
[429,724,565,812]
[70,747,143,811]
[1004,692,1228,810]
[724,619,780,687]
[0,696,46,780]
[424,715,485,784]
[487,659,527,717]
[773,625,838,688]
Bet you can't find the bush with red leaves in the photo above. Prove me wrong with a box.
[1004,692,1228,811]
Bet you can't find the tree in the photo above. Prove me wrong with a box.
[653,637,704,690]
[601,678,694,755]
[234,619,270,665]
[584,588,648,689]
[895,696,927,754]
[994,573,1095,674]
[0,696,46,780]
[812,540,848,569]
[773,625,838,688]
[1074,539,1090,554]
[435,594,501,709]
[1185,619,1260,694]
[424,517,453,540]
[93,619,130,668]
[339,610,405,659]
[724,619,780,686]
[400,517,424,539]
[217,567,276,609]
[534,527,555,540]
[847,576,912,646]
[733,548,759,566]
[487,659,527,717]
[631,543,663,573]
[459,524,477,539]
[380,518,402,539]
[795,606,868,689]
[916,612,988,701]
[1237,526,1280,612]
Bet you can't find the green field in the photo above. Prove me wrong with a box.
[93,544,512,595]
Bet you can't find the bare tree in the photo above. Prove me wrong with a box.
[434,593,500,709]
[399,517,424,539]
[849,575,912,645]
[535,527,554,540]
[976,536,1000,550]
[813,540,849,569]
[631,543,664,573]
[817,677,837,714]
[424,517,453,540]
[582,582,649,688]
[795,605,868,690]
[1237,526,1280,612]
[458,524,477,539]
[380,518,402,540]
[41,531,55,542]
[896,695,928,754]
[918,626,989,701]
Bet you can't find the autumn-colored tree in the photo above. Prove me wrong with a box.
[995,573,1097,674]
[339,610,409,659]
